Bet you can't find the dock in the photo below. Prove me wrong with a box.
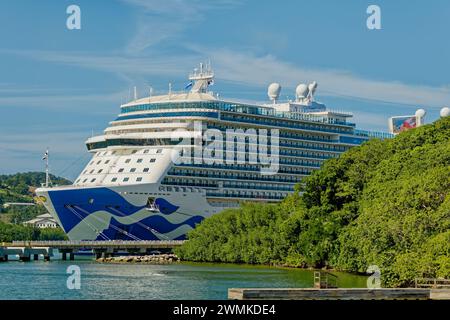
[229,270,450,300]
[0,240,186,261]
[228,288,450,300]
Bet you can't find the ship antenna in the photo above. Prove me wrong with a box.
[42,148,50,187]
[133,86,137,100]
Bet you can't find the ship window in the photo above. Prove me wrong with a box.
[91,178,96,183]
[98,169,103,173]
[137,158,143,163]
[150,158,156,163]
[118,168,124,173]
[90,169,94,174]
[136,177,143,182]
[105,160,110,164]
[130,168,136,172]
[156,149,162,153]
[143,149,149,154]
[143,168,149,172]
[131,150,138,154]
[111,177,117,182]
[97,160,101,165]
[83,179,88,183]
[123,177,129,182]
[125,159,131,163]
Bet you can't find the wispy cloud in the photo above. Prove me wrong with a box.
[0,83,128,113]
[3,0,448,111]
[120,0,241,54]
[6,46,450,111]
[2,2,449,120]
[200,48,450,109]
[0,131,90,179]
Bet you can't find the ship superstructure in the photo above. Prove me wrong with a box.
[36,63,392,240]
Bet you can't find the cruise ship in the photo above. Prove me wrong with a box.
[36,63,392,241]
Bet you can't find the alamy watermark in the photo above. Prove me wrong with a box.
[366,265,381,288]
[66,265,81,290]
[66,5,81,30]
[65,4,380,31]
[367,5,381,30]
[170,121,280,175]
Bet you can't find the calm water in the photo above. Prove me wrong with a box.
[0,260,367,299]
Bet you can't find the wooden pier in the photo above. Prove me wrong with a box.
[229,271,450,300]
[228,288,450,300]
[0,240,186,261]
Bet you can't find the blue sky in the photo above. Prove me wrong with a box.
[1,0,449,180]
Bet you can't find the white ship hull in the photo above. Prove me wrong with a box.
[37,183,222,240]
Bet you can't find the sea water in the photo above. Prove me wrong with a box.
[0,260,367,300]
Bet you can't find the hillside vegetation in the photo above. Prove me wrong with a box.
[0,172,70,241]
[176,117,450,287]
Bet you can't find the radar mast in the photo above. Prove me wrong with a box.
[188,62,214,93]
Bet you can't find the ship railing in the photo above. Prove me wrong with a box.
[120,101,358,128]
[11,240,186,246]
[355,129,394,139]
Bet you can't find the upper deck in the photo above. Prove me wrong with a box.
[88,63,393,151]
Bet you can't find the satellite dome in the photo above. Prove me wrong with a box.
[415,108,426,118]
[440,107,450,118]
[295,84,309,99]
[267,83,281,101]
[308,81,318,95]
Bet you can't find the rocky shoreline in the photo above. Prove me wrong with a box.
[96,254,180,264]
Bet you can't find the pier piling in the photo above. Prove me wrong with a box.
[19,255,31,262]
[1,240,185,262]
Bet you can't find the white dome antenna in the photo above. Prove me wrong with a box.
[295,84,309,101]
[415,108,426,126]
[440,107,450,118]
[307,81,318,101]
[308,81,317,94]
[415,108,426,118]
[268,83,281,103]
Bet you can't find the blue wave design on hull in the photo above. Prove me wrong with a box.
[47,187,203,240]
[154,198,179,214]
[97,215,204,241]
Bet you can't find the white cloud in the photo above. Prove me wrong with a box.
[0,85,128,113]
[0,130,92,179]
[200,48,450,109]
[120,0,241,54]
[8,46,449,111]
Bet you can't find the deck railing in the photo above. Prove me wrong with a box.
[415,278,450,289]
[314,271,338,289]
